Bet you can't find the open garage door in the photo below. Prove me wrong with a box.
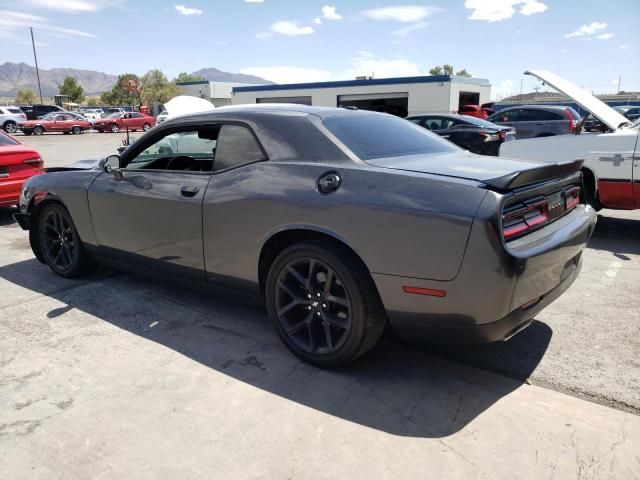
[338,93,408,117]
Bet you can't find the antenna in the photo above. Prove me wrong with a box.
[29,27,43,104]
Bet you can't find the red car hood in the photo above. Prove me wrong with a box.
[0,145,41,166]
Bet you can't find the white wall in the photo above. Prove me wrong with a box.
[232,80,490,116]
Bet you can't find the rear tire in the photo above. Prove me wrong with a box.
[3,121,17,133]
[143,123,151,131]
[37,203,94,278]
[265,241,386,367]
[23,130,33,136]
[71,126,81,134]
[33,126,44,136]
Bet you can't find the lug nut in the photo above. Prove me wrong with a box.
[322,303,327,309]
[316,292,321,297]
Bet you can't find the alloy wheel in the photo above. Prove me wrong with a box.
[274,257,352,355]
[41,209,77,272]
[4,122,17,133]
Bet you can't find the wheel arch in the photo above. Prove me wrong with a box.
[581,166,602,210]
[27,195,70,263]
[257,227,373,298]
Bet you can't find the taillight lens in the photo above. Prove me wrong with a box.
[502,199,549,240]
[565,186,580,210]
[23,157,43,168]
[565,108,576,132]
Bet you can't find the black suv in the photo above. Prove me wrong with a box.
[18,104,66,120]
[487,105,580,139]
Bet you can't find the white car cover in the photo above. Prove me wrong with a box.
[162,96,215,120]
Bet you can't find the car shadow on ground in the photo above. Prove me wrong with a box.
[588,213,640,256]
[0,256,553,439]
[0,207,17,226]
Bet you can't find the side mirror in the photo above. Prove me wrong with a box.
[104,155,123,179]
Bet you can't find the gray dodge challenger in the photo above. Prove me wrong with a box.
[14,105,597,367]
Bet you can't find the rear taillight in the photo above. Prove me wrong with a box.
[565,108,576,132]
[23,157,43,168]
[565,186,580,210]
[502,199,549,240]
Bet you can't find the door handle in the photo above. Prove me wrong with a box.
[180,185,200,197]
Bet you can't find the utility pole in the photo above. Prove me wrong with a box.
[29,27,43,104]
[617,75,621,94]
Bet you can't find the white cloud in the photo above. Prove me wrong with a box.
[240,66,332,84]
[465,0,547,22]
[175,5,203,16]
[597,32,614,40]
[561,48,568,53]
[271,20,314,36]
[20,0,122,12]
[313,17,322,25]
[255,31,273,40]
[322,5,342,20]
[362,5,440,23]
[564,22,607,38]
[0,9,95,39]
[345,51,423,78]
[619,44,628,50]
[392,21,428,36]
[519,0,547,16]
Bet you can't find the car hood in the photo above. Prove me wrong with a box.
[44,158,103,172]
[367,151,583,190]
[525,70,629,131]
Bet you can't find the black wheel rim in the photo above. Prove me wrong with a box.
[275,257,352,355]
[42,209,76,271]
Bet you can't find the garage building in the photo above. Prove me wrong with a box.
[231,75,491,116]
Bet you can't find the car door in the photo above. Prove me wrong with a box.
[50,115,66,132]
[87,126,217,281]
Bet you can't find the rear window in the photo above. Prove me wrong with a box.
[0,132,19,145]
[8,108,23,114]
[323,115,457,160]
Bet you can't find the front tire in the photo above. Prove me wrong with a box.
[110,124,119,133]
[265,241,386,367]
[71,126,81,134]
[37,203,94,278]
[3,121,17,133]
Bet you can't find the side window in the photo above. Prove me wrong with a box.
[213,124,265,172]
[125,129,218,172]
[132,113,142,118]
[423,118,443,130]
[523,109,562,121]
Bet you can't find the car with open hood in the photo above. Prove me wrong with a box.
[500,70,640,211]
[13,105,596,367]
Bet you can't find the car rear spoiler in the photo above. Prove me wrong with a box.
[482,159,584,191]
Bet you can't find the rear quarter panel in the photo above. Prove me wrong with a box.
[202,161,487,295]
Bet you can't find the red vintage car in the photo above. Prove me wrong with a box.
[18,113,92,135]
[0,131,43,208]
[93,112,156,133]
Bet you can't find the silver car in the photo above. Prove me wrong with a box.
[487,105,581,139]
[0,106,27,133]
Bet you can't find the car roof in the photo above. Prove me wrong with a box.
[203,104,388,119]
[407,113,467,120]
[497,105,569,112]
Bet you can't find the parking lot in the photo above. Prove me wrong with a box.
[1,132,639,478]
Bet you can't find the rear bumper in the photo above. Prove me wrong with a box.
[0,178,24,208]
[373,203,597,343]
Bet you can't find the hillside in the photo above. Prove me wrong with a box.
[0,62,272,97]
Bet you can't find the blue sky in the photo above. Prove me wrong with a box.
[1,0,639,99]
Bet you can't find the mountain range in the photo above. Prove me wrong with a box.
[0,62,271,97]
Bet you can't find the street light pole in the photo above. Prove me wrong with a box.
[29,27,43,104]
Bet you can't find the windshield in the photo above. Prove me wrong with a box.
[323,114,458,161]
[107,113,121,118]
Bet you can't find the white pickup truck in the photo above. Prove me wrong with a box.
[500,70,639,211]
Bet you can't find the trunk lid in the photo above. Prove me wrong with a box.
[366,152,583,191]
[0,146,41,166]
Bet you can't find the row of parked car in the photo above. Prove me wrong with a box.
[409,103,640,157]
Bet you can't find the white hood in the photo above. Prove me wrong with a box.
[525,70,629,131]
[163,95,215,119]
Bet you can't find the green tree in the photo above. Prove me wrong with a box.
[101,73,141,106]
[175,72,205,83]
[58,76,85,103]
[16,88,38,104]
[429,65,472,77]
[140,69,178,105]
[86,97,101,107]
